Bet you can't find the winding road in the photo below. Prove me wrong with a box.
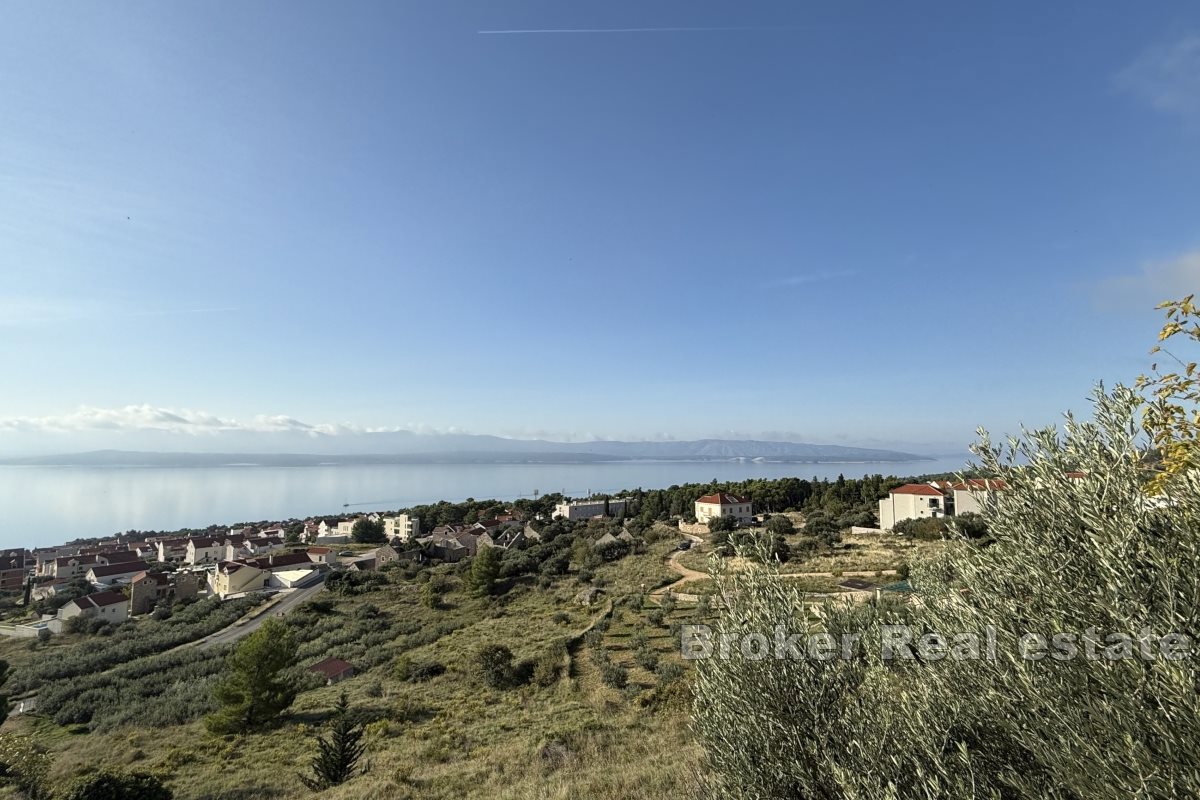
[190,579,326,650]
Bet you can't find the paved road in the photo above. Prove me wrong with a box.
[192,579,326,650]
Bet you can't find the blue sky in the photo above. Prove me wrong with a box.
[1,1,1198,455]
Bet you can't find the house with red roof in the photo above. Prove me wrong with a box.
[951,479,1009,516]
[878,483,950,530]
[308,657,356,685]
[694,493,754,525]
[57,590,129,624]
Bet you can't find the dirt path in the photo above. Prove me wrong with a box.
[649,533,706,603]
[647,533,899,604]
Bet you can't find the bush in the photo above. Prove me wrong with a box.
[599,662,628,689]
[765,515,795,536]
[634,647,659,672]
[60,768,172,800]
[471,644,528,690]
[394,658,444,683]
[532,648,564,688]
[692,385,1200,799]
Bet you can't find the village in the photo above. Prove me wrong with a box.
[0,478,1022,643]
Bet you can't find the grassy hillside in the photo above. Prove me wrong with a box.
[3,534,705,799]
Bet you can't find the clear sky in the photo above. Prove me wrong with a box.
[1,1,1197,455]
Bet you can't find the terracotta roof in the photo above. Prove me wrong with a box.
[77,590,127,609]
[889,484,945,497]
[56,555,99,567]
[88,562,144,577]
[99,550,141,563]
[308,657,355,679]
[130,571,169,585]
[951,479,1008,491]
[696,493,751,505]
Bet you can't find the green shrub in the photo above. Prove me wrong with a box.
[599,663,628,689]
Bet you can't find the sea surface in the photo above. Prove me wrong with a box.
[0,457,969,548]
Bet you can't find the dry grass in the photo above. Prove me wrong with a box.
[5,540,700,800]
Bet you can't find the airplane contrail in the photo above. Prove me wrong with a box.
[478,26,799,35]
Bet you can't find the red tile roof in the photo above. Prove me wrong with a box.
[308,657,355,679]
[99,550,141,563]
[952,479,1008,491]
[889,484,945,497]
[77,590,128,609]
[88,562,145,577]
[696,493,751,505]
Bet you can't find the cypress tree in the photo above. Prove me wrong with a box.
[300,692,366,790]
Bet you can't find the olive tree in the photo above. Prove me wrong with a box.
[692,384,1200,799]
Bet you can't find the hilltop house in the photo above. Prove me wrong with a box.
[694,493,754,525]
[878,484,948,530]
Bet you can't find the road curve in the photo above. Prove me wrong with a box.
[191,579,326,650]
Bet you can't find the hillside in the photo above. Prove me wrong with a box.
[0,514,928,799]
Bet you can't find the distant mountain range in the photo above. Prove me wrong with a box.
[0,437,931,467]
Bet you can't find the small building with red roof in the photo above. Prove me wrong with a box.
[309,657,356,685]
[694,493,754,525]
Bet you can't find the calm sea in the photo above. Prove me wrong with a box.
[0,457,969,548]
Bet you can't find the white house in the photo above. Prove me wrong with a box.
[58,590,129,624]
[694,493,754,524]
[85,563,146,586]
[384,514,420,542]
[186,537,228,566]
[878,484,948,530]
[951,479,1008,516]
[553,499,628,521]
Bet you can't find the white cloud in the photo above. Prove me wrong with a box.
[0,405,408,438]
[1117,34,1200,117]
[1094,249,1200,310]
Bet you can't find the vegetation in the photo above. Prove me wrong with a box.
[6,596,258,695]
[0,733,52,800]
[60,769,172,800]
[467,546,502,596]
[693,383,1200,798]
[299,693,366,791]
[1140,294,1200,493]
[205,619,298,735]
[351,518,386,544]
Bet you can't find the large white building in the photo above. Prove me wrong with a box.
[878,484,949,530]
[384,514,421,541]
[554,498,628,521]
[694,493,754,524]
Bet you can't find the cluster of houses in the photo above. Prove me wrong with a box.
[877,474,1085,530]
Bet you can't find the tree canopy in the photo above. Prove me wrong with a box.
[205,618,298,735]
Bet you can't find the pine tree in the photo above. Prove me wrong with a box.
[205,618,297,735]
[300,692,366,791]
